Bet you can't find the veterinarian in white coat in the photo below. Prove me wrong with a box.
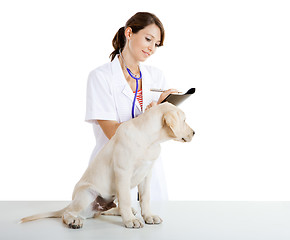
[85,12,176,201]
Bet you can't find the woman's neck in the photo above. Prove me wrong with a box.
[119,48,140,75]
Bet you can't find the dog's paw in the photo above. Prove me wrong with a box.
[124,218,144,228]
[62,213,83,229]
[143,215,163,225]
[68,220,83,229]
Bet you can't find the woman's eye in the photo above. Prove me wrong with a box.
[146,37,161,47]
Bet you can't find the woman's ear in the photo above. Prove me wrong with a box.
[162,111,178,137]
[124,27,133,40]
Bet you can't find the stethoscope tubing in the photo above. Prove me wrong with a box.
[127,68,142,118]
[119,50,142,118]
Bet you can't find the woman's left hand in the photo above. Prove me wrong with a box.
[145,89,179,111]
[157,89,179,104]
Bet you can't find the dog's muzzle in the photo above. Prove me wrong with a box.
[182,130,195,142]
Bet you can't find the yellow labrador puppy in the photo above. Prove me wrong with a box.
[21,102,194,229]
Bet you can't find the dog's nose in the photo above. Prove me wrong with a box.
[192,130,195,136]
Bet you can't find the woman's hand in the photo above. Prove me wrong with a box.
[157,89,179,104]
[145,101,158,111]
[145,88,179,111]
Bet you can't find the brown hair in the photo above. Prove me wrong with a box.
[109,12,165,61]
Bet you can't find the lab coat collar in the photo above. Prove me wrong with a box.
[111,56,152,113]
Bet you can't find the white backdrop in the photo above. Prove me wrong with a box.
[0,0,289,201]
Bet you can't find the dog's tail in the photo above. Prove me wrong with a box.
[20,206,68,223]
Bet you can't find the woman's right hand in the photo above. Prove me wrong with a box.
[145,101,158,111]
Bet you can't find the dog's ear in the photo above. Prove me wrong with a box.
[163,111,178,137]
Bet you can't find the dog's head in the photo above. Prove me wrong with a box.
[162,104,195,142]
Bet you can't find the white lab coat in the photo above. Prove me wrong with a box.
[85,55,168,201]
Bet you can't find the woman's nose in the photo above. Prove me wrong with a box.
[148,43,154,52]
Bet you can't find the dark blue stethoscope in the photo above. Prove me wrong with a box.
[119,50,142,118]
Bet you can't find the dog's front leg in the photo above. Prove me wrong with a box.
[138,171,163,225]
[115,173,144,228]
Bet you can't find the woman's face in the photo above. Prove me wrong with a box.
[125,24,161,62]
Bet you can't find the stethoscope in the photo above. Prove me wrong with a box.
[119,49,142,118]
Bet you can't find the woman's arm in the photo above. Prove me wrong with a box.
[98,88,178,139]
[97,120,121,140]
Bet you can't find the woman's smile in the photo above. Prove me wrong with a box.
[142,50,151,57]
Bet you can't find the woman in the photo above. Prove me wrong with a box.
[85,12,176,201]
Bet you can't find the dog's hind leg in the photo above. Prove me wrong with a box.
[62,186,96,229]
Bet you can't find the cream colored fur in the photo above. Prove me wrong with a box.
[21,102,194,229]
